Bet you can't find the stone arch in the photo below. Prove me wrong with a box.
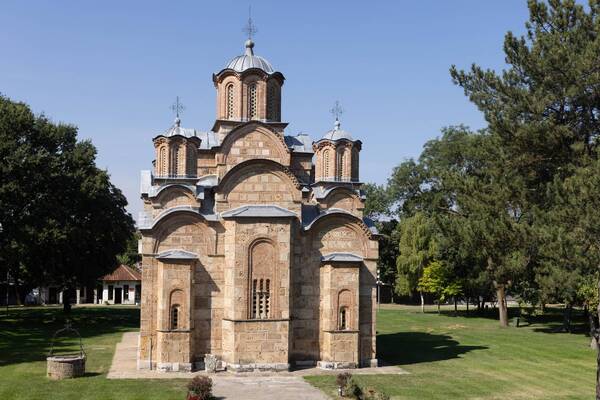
[154,186,197,209]
[169,289,185,330]
[337,289,353,330]
[247,238,277,319]
[321,187,362,214]
[219,122,291,167]
[307,212,373,256]
[216,159,302,204]
[152,211,215,256]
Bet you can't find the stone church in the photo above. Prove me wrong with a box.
[137,37,379,372]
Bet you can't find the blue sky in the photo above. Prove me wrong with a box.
[1,1,530,219]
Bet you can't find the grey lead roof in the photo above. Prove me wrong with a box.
[224,40,274,74]
[163,117,198,138]
[317,119,356,142]
[221,205,297,219]
[285,133,313,153]
[321,253,364,263]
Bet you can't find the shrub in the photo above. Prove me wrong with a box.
[346,377,363,399]
[187,376,213,400]
[336,372,352,390]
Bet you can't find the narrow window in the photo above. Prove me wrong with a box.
[323,149,331,179]
[171,147,179,177]
[171,305,180,330]
[159,146,167,176]
[339,307,348,330]
[267,82,278,121]
[226,84,235,119]
[248,84,258,120]
[108,285,114,301]
[123,284,129,301]
[251,278,271,319]
[336,148,344,180]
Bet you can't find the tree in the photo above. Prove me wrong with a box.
[396,212,439,312]
[0,95,135,312]
[418,261,462,314]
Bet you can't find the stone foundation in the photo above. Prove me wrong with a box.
[227,362,290,373]
[317,360,357,370]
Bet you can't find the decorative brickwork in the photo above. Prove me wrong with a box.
[138,39,378,373]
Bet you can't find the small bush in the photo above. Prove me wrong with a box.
[346,377,363,399]
[187,376,213,400]
[336,372,352,390]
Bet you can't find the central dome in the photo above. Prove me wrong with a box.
[224,40,274,73]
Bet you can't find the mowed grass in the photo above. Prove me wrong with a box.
[0,306,186,400]
[306,305,596,399]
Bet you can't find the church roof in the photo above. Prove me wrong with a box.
[101,265,141,282]
[318,119,356,142]
[158,117,198,138]
[221,205,296,219]
[224,40,274,74]
[284,133,313,153]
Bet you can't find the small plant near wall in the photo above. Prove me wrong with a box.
[336,372,352,396]
[186,376,213,400]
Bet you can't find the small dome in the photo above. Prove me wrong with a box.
[224,40,274,73]
[321,119,354,141]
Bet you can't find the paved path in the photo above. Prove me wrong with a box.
[108,332,406,399]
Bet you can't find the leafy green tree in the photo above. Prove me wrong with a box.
[396,212,439,312]
[418,261,462,314]
[0,95,135,312]
[117,232,142,267]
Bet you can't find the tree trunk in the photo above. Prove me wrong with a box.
[420,292,425,313]
[436,299,440,314]
[563,303,573,333]
[466,298,469,313]
[63,288,72,314]
[454,297,458,315]
[494,282,508,327]
[13,284,21,306]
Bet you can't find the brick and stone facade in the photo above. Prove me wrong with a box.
[137,39,379,372]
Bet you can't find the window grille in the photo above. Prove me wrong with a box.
[323,149,330,179]
[248,84,258,120]
[226,84,235,119]
[267,83,277,120]
[251,278,271,319]
[159,147,167,175]
[171,305,179,330]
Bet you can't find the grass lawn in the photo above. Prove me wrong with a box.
[307,304,596,399]
[0,306,186,400]
[0,305,596,399]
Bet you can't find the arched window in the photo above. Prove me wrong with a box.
[267,82,278,121]
[339,307,348,330]
[177,145,185,176]
[171,304,180,330]
[248,83,258,120]
[186,144,196,177]
[323,149,331,180]
[159,146,167,176]
[226,83,235,119]
[351,147,359,181]
[249,240,275,319]
[171,146,179,177]
[336,147,344,180]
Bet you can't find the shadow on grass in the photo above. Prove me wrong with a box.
[0,306,139,367]
[377,332,487,365]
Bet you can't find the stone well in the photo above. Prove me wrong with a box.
[46,355,86,379]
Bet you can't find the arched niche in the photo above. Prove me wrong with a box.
[218,122,291,168]
[216,159,302,208]
[307,213,372,257]
[321,187,363,214]
[152,212,215,257]
[153,186,197,210]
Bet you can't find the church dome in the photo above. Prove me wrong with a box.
[321,119,354,141]
[224,40,274,73]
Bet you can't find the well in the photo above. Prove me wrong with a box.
[47,355,86,379]
[46,321,86,379]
